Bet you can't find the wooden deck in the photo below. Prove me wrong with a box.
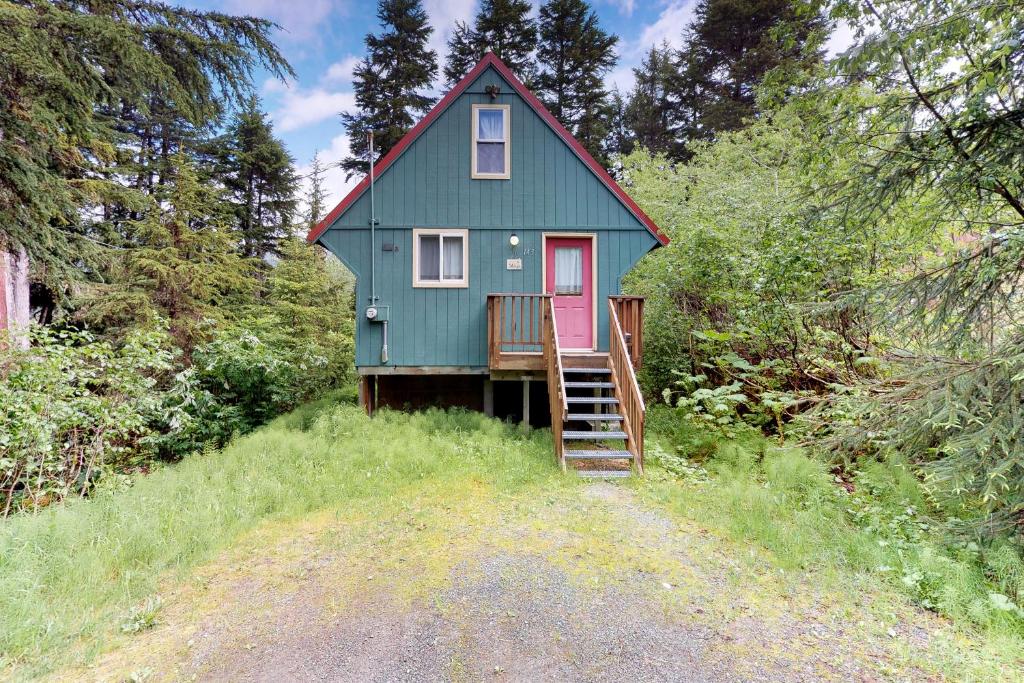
[486,293,644,372]
[487,292,647,476]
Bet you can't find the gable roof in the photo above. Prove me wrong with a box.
[307,53,669,246]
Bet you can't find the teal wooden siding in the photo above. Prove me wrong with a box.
[317,65,659,369]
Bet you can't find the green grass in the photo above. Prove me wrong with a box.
[0,398,561,678]
[641,404,1024,658]
[3,396,1022,680]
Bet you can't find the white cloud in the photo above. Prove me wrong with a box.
[424,0,476,74]
[633,1,695,52]
[267,81,357,133]
[296,134,359,220]
[222,0,337,44]
[324,55,362,85]
[607,1,697,92]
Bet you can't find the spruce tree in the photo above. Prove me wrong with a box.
[80,155,255,353]
[0,0,291,288]
[443,0,538,86]
[303,151,329,233]
[672,0,824,148]
[623,44,678,157]
[341,0,438,178]
[443,21,481,86]
[535,0,618,165]
[605,89,633,160]
[220,97,298,258]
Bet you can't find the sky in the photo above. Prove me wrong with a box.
[182,0,853,212]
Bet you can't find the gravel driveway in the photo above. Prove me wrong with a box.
[73,483,945,682]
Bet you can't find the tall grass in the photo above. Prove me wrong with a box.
[642,404,1024,640]
[0,399,558,677]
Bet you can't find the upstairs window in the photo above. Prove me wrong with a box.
[413,228,468,288]
[472,104,510,179]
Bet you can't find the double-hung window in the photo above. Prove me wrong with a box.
[471,104,510,179]
[413,228,469,288]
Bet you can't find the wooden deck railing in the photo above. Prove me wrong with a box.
[609,295,645,370]
[608,299,646,473]
[543,296,568,470]
[487,293,549,370]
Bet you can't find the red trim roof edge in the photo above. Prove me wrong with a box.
[307,52,669,247]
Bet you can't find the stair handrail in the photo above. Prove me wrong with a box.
[608,299,646,473]
[543,296,568,469]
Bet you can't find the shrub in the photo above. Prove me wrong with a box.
[0,328,175,514]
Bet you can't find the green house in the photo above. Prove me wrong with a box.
[308,54,668,476]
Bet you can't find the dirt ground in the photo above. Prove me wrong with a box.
[64,482,961,682]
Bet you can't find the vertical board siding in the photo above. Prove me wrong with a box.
[321,65,659,369]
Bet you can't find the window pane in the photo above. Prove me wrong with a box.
[476,142,505,174]
[419,234,440,280]
[442,236,464,280]
[554,247,583,295]
[477,109,504,141]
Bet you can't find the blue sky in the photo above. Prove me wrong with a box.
[182,0,850,210]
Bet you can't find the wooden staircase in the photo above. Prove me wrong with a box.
[544,298,646,477]
[562,366,634,477]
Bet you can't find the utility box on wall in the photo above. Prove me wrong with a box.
[365,305,390,323]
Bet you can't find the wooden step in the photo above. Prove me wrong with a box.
[563,367,610,374]
[559,353,608,369]
[576,470,631,478]
[567,396,618,404]
[563,430,627,440]
[566,413,623,421]
[564,381,614,389]
[564,449,633,460]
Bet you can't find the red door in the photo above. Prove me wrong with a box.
[545,236,594,350]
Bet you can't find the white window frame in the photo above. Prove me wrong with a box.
[412,228,469,288]
[471,104,511,180]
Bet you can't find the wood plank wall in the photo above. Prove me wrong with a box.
[318,66,659,370]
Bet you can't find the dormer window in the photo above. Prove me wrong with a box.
[471,104,510,179]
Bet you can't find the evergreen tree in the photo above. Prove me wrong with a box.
[341,0,437,178]
[0,0,291,288]
[443,0,538,86]
[303,151,329,233]
[81,156,255,353]
[220,97,298,258]
[535,0,618,165]
[605,89,633,160]
[622,44,678,157]
[672,0,824,149]
[443,21,481,86]
[265,237,351,345]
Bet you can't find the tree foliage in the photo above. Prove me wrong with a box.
[622,44,680,158]
[535,0,618,164]
[798,0,1024,538]
[0,0,291,283]
[673,0,825,149]
[342,0,438,177]
[443,0,538,86]
[219,97,298,258]
[79,155,255,353]
[0,3,355,514]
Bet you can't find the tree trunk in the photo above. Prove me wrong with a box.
[0,246,31,349]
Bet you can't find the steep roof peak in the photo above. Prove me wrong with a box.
[307,52,669,246]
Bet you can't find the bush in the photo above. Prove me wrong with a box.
[0,328,175,514]
[646,409,1024,637]
[1,318,354,513]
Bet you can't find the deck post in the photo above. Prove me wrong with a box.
[522,378,530,428]
[483,379,494,417]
